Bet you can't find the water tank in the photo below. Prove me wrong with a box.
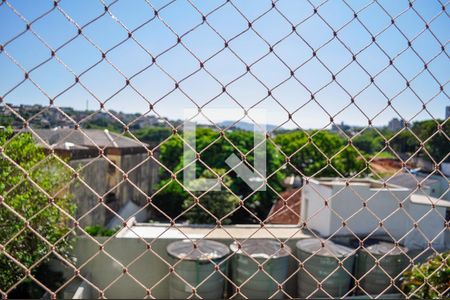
[296,238,355,298]
[356,242,409,295]
[167,239,230,299]
[229,239,291,299]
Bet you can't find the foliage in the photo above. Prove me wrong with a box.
[401,251,449,299]
[83,117,123,132]
[274,130,367,177]
[374,151,396,159]
[0,128,75,292]
[389,120,449,162]
[7,267,66,299]
[146,119,448,224]
[352,129,385,155]
[134,127,172,145]
[333,120,449,164]
[0,115,14,127]
[152,179,188,219]
[84,225,118,237]
[183,169,239,224]
[157,128,285,223]
[411,120,449,162]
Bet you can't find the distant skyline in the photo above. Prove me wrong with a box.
[1,0,449,129]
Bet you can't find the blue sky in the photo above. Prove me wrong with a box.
[0,0,448,129]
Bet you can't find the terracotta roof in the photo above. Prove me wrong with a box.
[266,188,301,225]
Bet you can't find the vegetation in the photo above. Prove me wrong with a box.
[182,169,239,224]
[373,151,396,159]
[146,119,448,224]
[350,120,449,162]
[352,128,385,155]
[0,114,14,127]
[393,120,449,163]
[152,180,188,220]
[0,128,75,294]
[133,127,172,145]
[401,251,449,299]
[274,130,367,177]
[83,118,122,132]
[84,225,118,237]
[153,128,284,223]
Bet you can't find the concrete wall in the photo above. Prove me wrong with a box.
[404,201,447,250]
[73,226,309,299]
[302,181,447,250]
[429,174,450,201]
[59,226,449,299]
[300,182,332,235]
[331,185,411,238]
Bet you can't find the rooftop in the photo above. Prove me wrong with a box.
[116,222,309,240]
[310,177,407,190]
[31,128,146,150]
[387,172,443,190]
[410,194,450,208]
[267,188,301,225]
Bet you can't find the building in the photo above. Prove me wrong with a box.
[330,121,351,132]
[267,175,302,224]
[300,178,449,250]
[30,128,160,226]
[387,118,403,131]
[387,171,449,201]
[446,106,450,119]
[267,188,301,224]
[442,162,450,177]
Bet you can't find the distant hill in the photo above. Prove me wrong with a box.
[218,121,279,132]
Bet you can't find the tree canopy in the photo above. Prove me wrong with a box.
[349,120,449,163]
[182,169,239,225]
[274,130,367,177]
[0,128,75,294]
[153,128,285,223]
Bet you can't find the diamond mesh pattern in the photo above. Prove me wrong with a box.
[0,0,449,299]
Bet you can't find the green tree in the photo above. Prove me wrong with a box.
[401,251,449,299]
[0,128,75,294]
[388,120,449,163]
[134,127,172,146]
[274,130,367,177]
[83,117,122,132]
[390,130,419,155]
[152,179,188,219]
[412,120,449,162]
[0,114,14,127]
[352,129,385,155]
[156,128,285,223]
[183,169,239,224]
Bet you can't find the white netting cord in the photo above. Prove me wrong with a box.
[0,0,448,299]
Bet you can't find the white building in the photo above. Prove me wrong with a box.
[387,171,449,201]
[300,178,449,250]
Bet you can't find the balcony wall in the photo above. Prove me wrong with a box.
[72,224,309,299]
